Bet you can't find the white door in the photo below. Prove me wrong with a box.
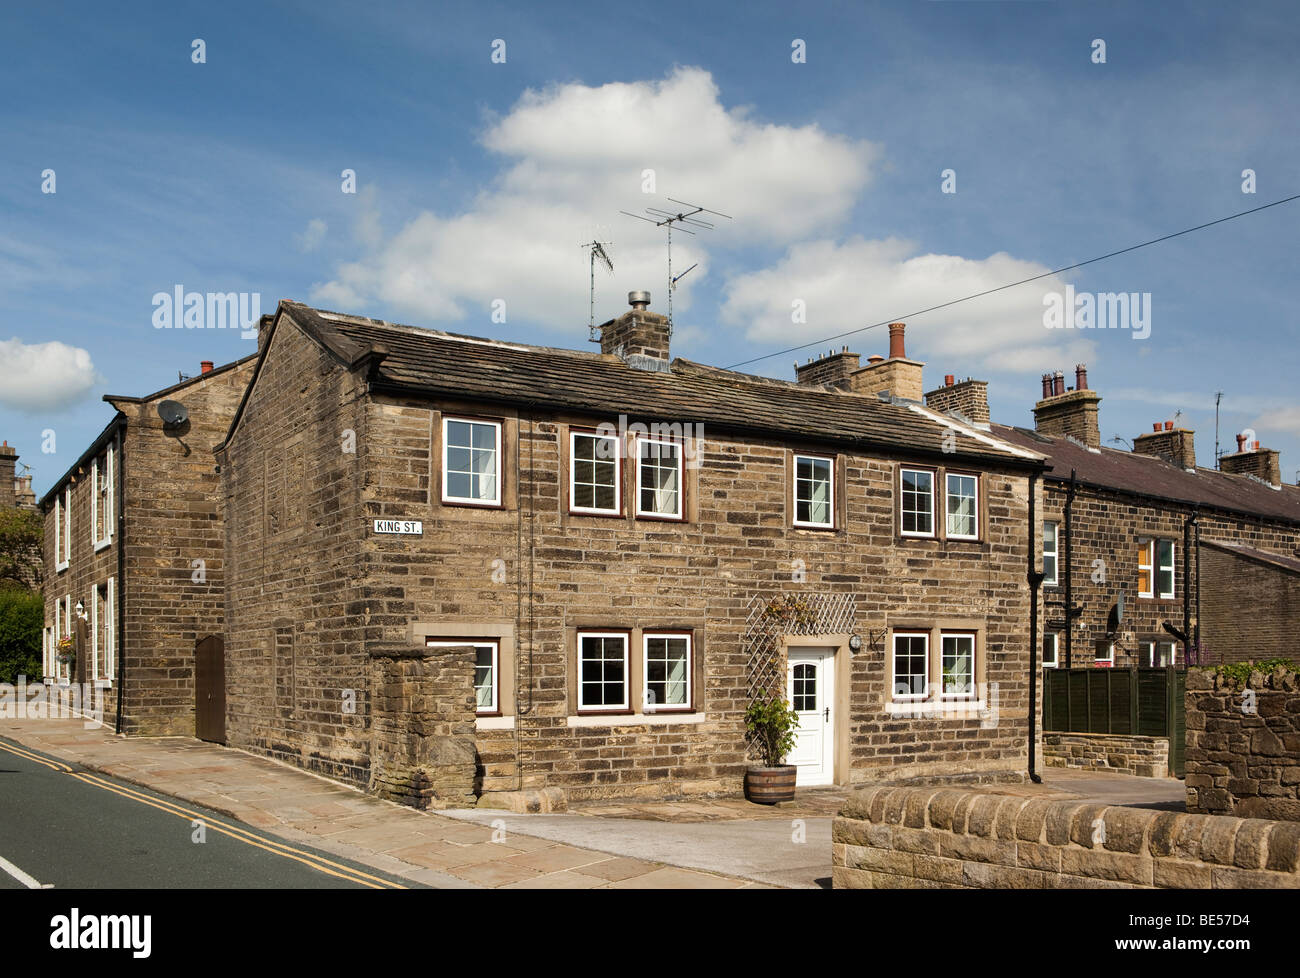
[787,647,835,786]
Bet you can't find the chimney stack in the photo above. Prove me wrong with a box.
[848,322,925,401]
[1134,421,1197,470]
[1220,433,1282,486]
[795,346,862,390]
[1033,366,1102,448]
[600,291,672,366]
[925,375,990,425]
[0,440,18,510]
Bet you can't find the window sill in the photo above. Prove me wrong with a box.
[94,538,112,553]
[885,699,990,719]
[56,562,69,573]
[567,711,705,728]
[476,715,515,731]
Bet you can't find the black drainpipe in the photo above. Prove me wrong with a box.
[1063,469,1077,669]
[1027,474,1044,783]
[1194,519,1202,665]
[114,424,126,735]
[1183,508,1197,665]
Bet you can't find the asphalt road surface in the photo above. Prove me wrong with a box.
[0,737,418,889]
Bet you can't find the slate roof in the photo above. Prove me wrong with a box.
[245,301,1044,470]
[992,424,1300,527]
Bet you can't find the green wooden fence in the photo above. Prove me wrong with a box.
[1042,666,1185,776]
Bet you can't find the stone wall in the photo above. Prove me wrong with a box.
[1043,732,1169,779]
[368,643,477,809]
[1185,665,1300,820]
[832,785,1300,888]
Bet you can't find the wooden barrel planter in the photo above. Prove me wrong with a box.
[744,766,796,804]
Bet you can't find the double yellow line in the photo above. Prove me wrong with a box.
[0,739,405,889]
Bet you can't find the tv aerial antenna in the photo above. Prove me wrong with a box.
[580,238,614,342]
[620,197,731,333]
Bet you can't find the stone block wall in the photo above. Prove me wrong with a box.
[832,785,1300,888]
[1043,732,1169,779]
[1185,665,1300,820]
[1199,546,1300,664]
[368,643,477,809]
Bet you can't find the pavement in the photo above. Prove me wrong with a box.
[0,718,766,890]
[0,716,1189,890]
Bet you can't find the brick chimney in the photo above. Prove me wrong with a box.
[0,441,17,509]
[848,323,925,400]
[1220,433,1282,486]
[795,347,862,390]
[1133,421,1196,470]
[600,291,671,367]
[1033,364,1101,448]
[924,375,989,425]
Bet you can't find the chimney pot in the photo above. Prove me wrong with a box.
[628,290,651,311]
[887,323,906,359]
[1164,420,1174,431]
[1052,370,1065,397]
[944,374,954,386]
[200,360,214,374]
[1153,423,1162,433]
[1253,440,1261,450]
[867,354,884,365]
[1075,363,1088,391]
[1235,434,1247,452]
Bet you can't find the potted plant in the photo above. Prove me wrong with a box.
[56,636,75,669]
[743,692,801,804]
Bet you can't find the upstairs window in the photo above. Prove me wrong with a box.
[945,473,979,540]
[900,468,934,537]
[1043,521,1059,586]
[442,418,501,506]
[793,454,834,528]
[570,431,621,515]
[636,438,682,520]
[92,447,114,549]
[1156,540,1176,599]
[1137,539,1175,599]
[1042,633,1059,669]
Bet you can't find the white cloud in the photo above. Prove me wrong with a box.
[0,337,100,411]
[312,67,877,329]
[1249,406,1300,438]
[719,236,1094,373]
[294,218,328,253]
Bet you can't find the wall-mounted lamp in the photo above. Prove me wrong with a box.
[848,634,863,652]
[75,600,87,620]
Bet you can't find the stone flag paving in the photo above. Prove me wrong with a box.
[0,717,766,889]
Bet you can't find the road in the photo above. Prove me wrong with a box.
[0,737,419,889]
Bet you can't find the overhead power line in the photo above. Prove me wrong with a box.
[726,193,1300,370]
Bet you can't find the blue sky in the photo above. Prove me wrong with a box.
[2,0,1297,496]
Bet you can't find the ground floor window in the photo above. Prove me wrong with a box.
[941,632,976,699]
[891,632,930,700]
[890,627,984,705]
[643,632,691,711]
[1042,633,1059,668]
[427,639,499,714]
[1139,639,1177,668]
[577,631,629,712]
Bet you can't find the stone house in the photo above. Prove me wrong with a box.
[922,366,1300,671]
[0,439,42,592]
[38,356,256,733]
[215,298,1049,807]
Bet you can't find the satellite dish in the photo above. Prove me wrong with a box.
[157,400,189,428]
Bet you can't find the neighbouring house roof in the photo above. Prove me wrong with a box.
[992,424,1300,527]
[37,354,257,509]
[1200,539,1300,575]
[220,300,1045,471]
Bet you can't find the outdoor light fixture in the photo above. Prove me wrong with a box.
[848,634,863,652]
[75,600,86,619]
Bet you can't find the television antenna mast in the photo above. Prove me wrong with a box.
[1214,391,1224,468]
[579,239,615,342]
[620,197,730,333]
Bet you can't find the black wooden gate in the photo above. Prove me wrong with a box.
[1043,666,1185,776]
[194,635,226,744]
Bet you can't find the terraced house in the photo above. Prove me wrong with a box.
[922,365,1300,672]
[216,296,1050,809]
[38,356,256,733]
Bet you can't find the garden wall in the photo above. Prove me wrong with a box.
[832,785,1300,888]
[1043,732,1169,779]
